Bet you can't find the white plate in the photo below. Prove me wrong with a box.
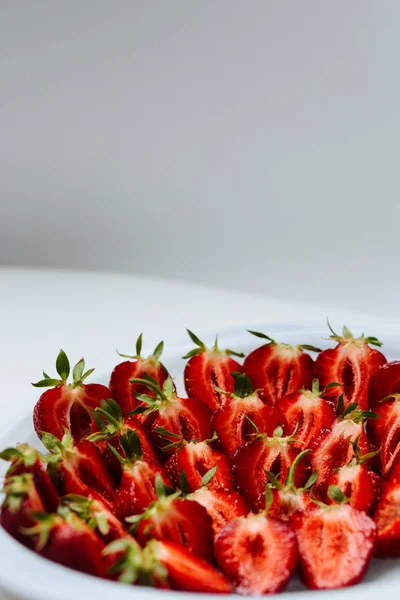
[1,323,400,600]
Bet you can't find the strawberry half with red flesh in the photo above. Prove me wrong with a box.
[266,450,316,523]
[110,334,168,414]
[279,379,337,449]
[32,350,110,443]
[0,444,59,512]
[188,488,249,535]
[59,494,128,544]
[373,453,400,557]
[211,373,287,459]
[21,510,107,578]
[183,330,244,412]
[369,360,400,408]
[163,432,233,492]
[294,485,376,589]
[127,475,214,562]
[214,486,298,594]
[315,323,386,410]
[128,375,212,455]
[1,473,47,549]
[369,392,400,476]
[311,399,380,490]
[87,398,160,482]
[41,430,116,507]
[105,537,232,593]
[326,437,380,514]
[231,424,310,512]
[109,431,170,522]
[243,331,320,406]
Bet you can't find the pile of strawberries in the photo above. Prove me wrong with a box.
[2,324,400,595]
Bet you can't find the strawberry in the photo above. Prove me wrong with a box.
[105,537,232,593]
[110,334,168,414]
[109,431,169,521]
[87,398,160,481]
[279,379,337,449]
[326,437,380,514]
[243,331,320,405]
[59,494,128,544]
[0,443,59,511]
[128,375,212,455]
[32,350,110,443]
[21,510,107,577]
[127,477,214,562]
[231,424,310,511]
[311,399,379,490]
[183,330,244,412]
[373,453,400,557]
[369,392,400,476]
[294,485,376,589]
[1,473,47,548]
[214,486,298,594]
[163,431,233,491]
[315,323,386,410]
[211,373,287,459]
[265,450,316,522]
[41,430,115,507]
[369,360,400,408]
[187,488,249,535]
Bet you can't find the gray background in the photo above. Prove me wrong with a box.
[1,1,399,316]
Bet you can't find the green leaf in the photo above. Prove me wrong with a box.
[152,341,164,360]
[365,336,383,348]
[155,472,166,498]
[233,373,253,398]
[264,483,274,513]
[135,394,157,405]
[303,471,318,490]
[80,368,95,383]
[120,430,142,460]
[342,325,353,339]
[327,484,348,504]
[41,431,64,453]
[248,330,275,342]
[201,465,217,487]
[336,394,344,416]
[154,427,182,439]
[244,414,259,433]
[179,470,190,494]
[163,377,174,396]
[325,382,342,390]
[225,349,245,358]
[360,411,381,420]
[264,470,283,490]
[43,371,51,379]
[72,358,85,384]
[129,405,149,415]
[326,318,338,337]
[182,347,203,359]
[56,349,70,381]
[0,448,21,462]
[299,344,322,353]
[186,329,205,348]
[341,402,359,418]
[136,333,143,357]
[31,378,62,388]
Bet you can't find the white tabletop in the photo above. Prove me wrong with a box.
[0,267,392,600]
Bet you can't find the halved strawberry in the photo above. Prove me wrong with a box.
[109,431,169,521]
[279,379,337,449]
[128,375,212,455]
[87,398,160,482]
[211,373,286,459]
[127,478,214,562]
[369,392,400,476]
[110,334,168,414]
[373,453,400,557]
[243,331,320,405]
[21,510,107,577]
[1,473,47,549]
[214,486,298,594]
[105,537,232,593]
[315,323,386,410]
[163,431,233,491]
[294,486,376,589]
[231,425,310,512]
[327,437,380,514]
[311,399,379,490]
[32,350,110,443]
[41,430,116,507]
[183,330,244,412]
[59,494,128,544]
[0,443,59,511]
[369,360,400,408]
[187,488,249,535]
[266,450,316,523]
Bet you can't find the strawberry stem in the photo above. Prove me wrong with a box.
[285,449,311,490]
